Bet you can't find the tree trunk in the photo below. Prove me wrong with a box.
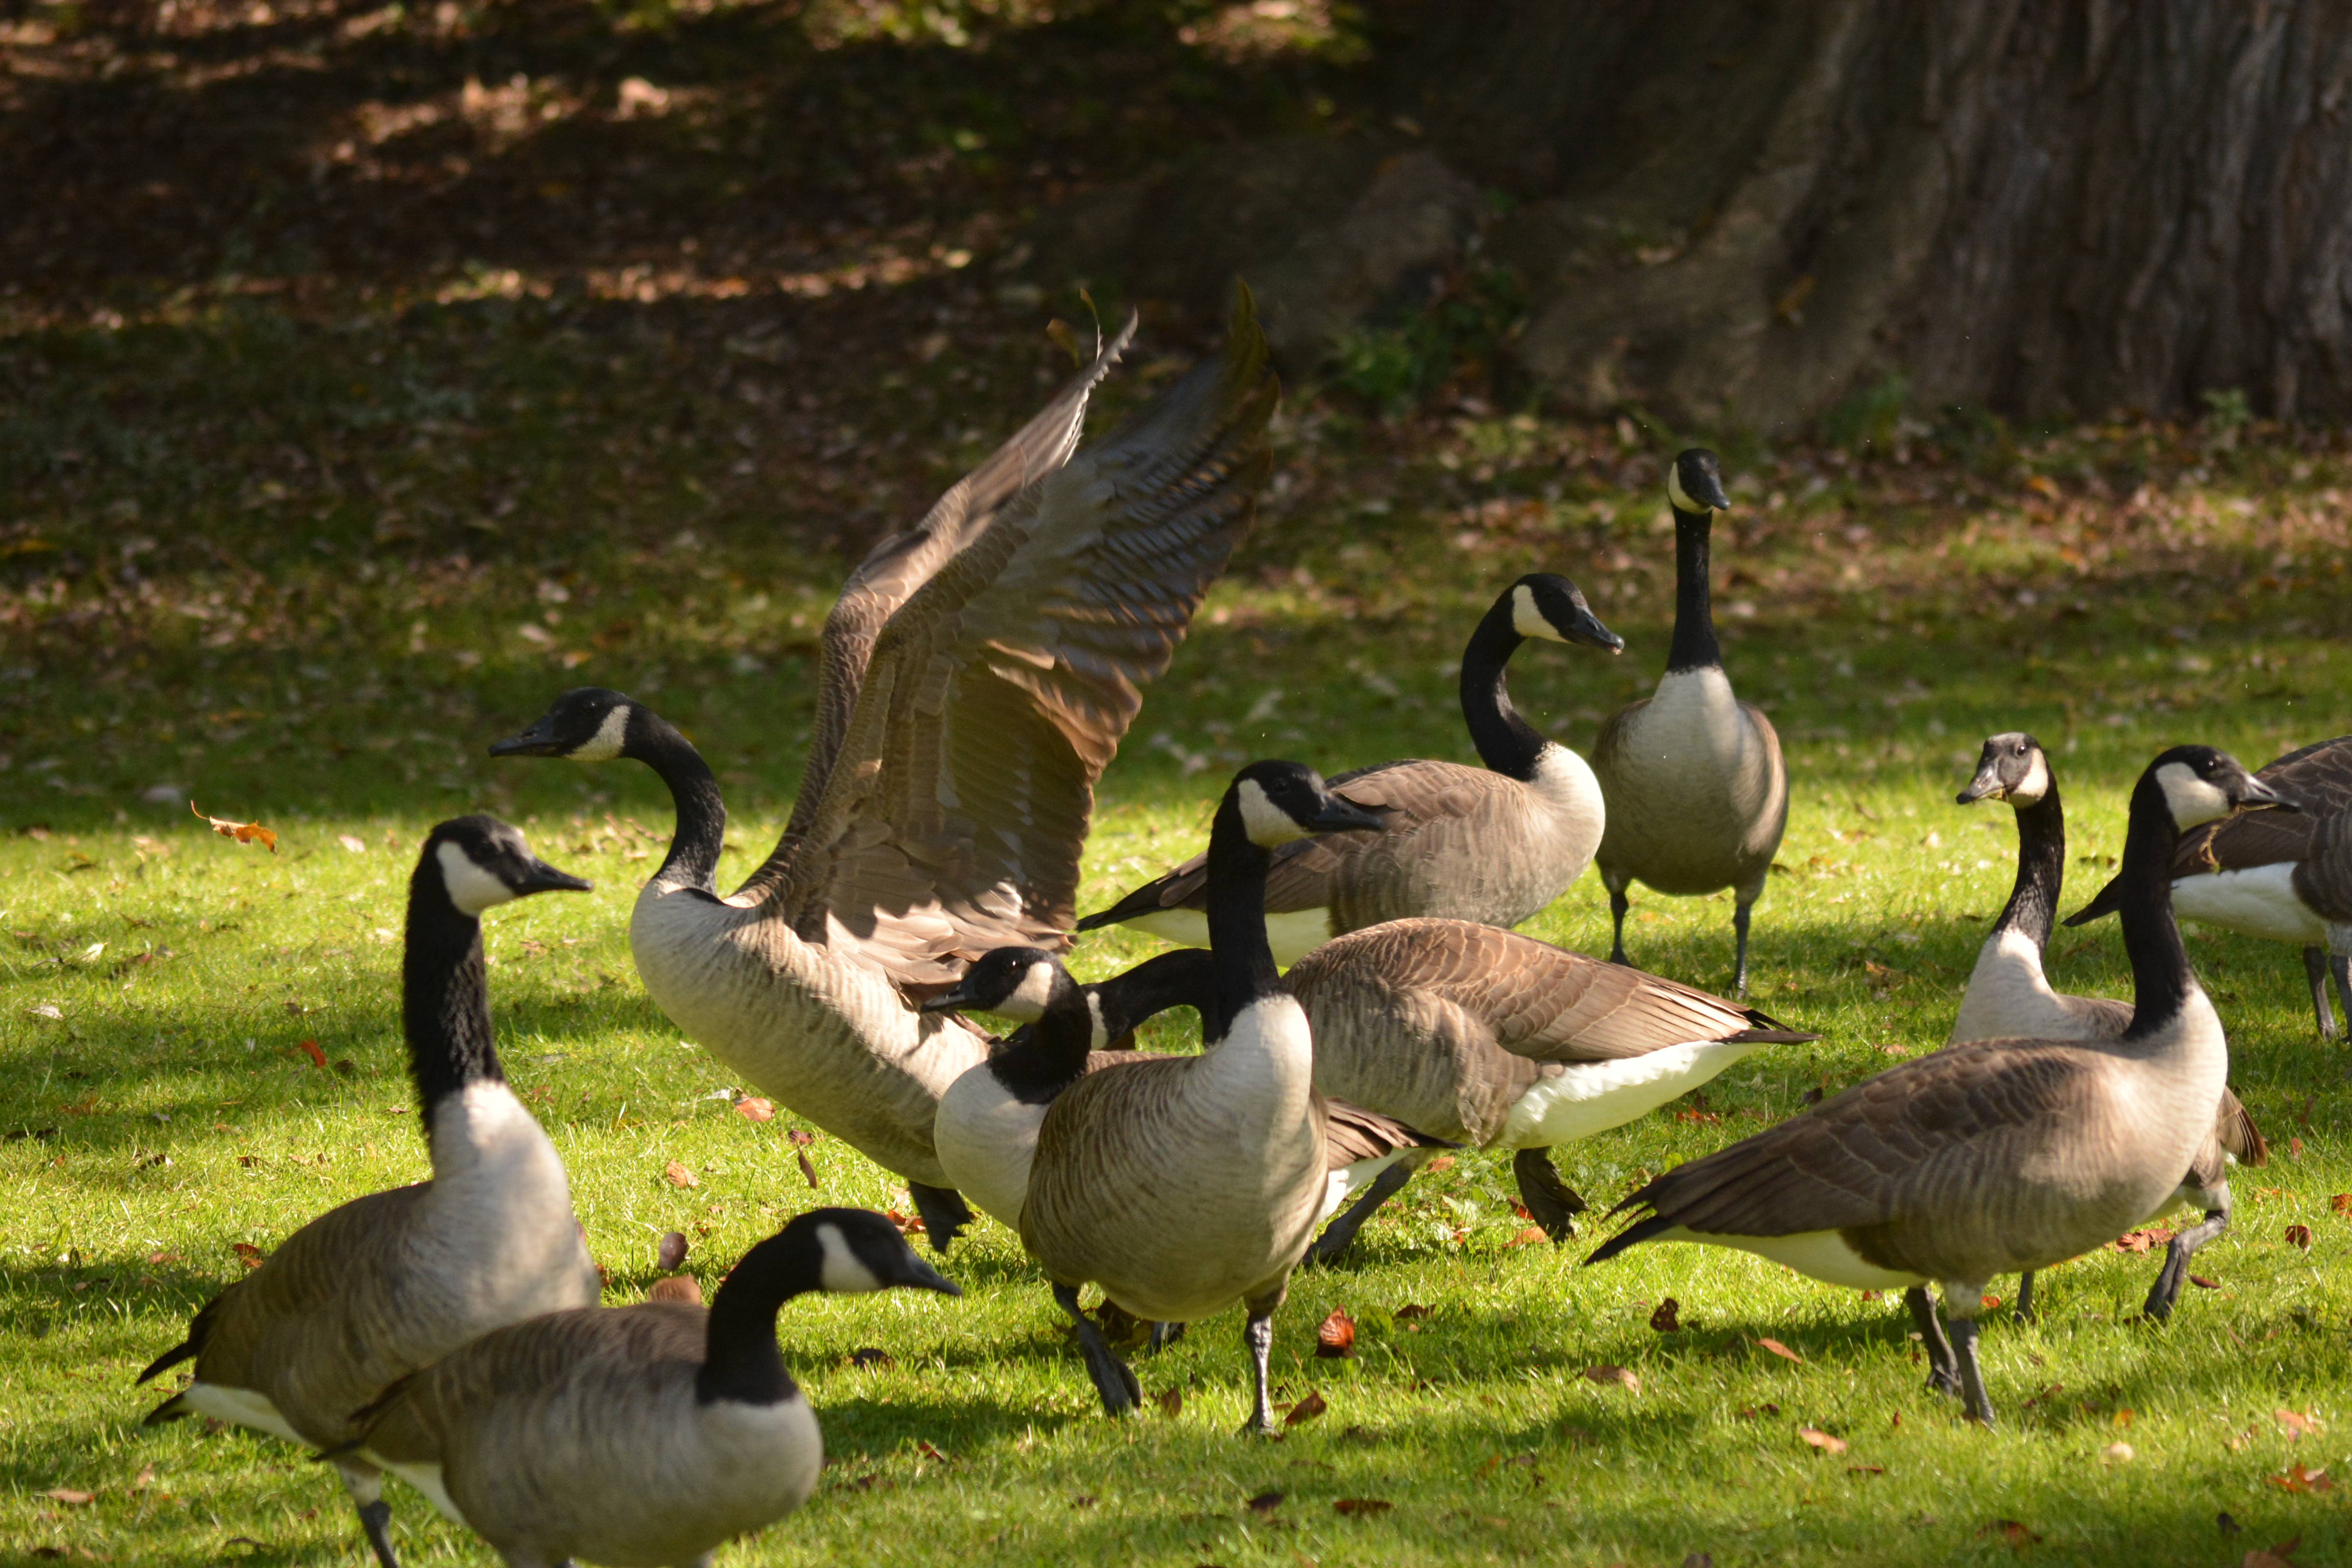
[1047,1,2352,432]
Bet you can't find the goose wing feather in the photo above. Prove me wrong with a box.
[1323,1098,1452,1165]
[2173,735,2352,875]
[776,295,1276,982]
[2214,1085,2268,1168]
[784,320,1137,849]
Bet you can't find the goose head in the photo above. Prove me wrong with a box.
[490,688,640,763]
[1957,732,2052,808]
[421,815,592,917]
[921,946,1069,1022]
[2146,744,2296,831]
[1508,572,1625,653]
[1229,760,1386,848]
[1665,448,1732,516]
[764,1207,961,1298]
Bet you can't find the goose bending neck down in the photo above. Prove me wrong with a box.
[1588,745,2290,1427]
[1949,733,2268,1322]
[1077,573,1622,964]
[341,1209,958,1568]
[488,294,1280,1255]
[136,819,598,1568]
[1590,449,1787,995]
[1015,761,1382,1434]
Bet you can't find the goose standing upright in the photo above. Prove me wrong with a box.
[340,1209,958,1568]
[1590,449,1787,994]
[1589,746,2290,1426]
[2075,735,2352,1037]
[1016,761,1383,1432]
[490,295,1277,1249]
[136,818,598,1568]
[1947,733,2266,1320]
[1078,572,1622,965]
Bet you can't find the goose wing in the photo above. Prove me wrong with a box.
[783,320,1137,851]
[1590,1041,2103,1251]
[774,291,1277,982]
[1323,1098,1452,1167]
[2213,1086,2267,1168]
[1293,918,1804,1063]
[2172,735,2352,875]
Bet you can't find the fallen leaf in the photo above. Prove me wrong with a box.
[1988,1519,2042,1547]
[338,834,367,854]
[732,1095,774,1123]
[1245,1490,1285,1515]
[656,1231,689,1271]
[916,1440,947,1462]
[2102,1442,2134,1464]
[2112,1226,2175,1253]
[145,1251,178,1265]
[1285,1391,1328,1426]
[131,1465,154,1491]
[1583,1365,1640,1392]
[786,1127,816,1147]
[847,1347,892,1369]
[1756,1337,1804,1364]
[1394,1303,1432,1320]
[2113,1408,2134,1428]
[796,1150,819,1188]
[1422,1155,1455,1173]
[1158,1387,1182,1418]
[1649,1298,1682,1333]
[45,1489,95,1505]
[2274,1409,2320,1440]
[191,803,277,853]
[1798,1427,1848,1454]
[1848,1465,1886,1477]
[2246,1537,2303,1568]
[1736,1403,1780,1419]
[662,1160,697,1189]
[230,1242,265,1267]
[646,1275,702,1305]
[2330,1194,2352,1219]
[1316,1308,1356,1358]
[883,1209,926,1236]
[2190,1274,2220,1289]
[2285,1224,2312,1250]
[295,1039,325,1069]
[1333,1498,1392,1516]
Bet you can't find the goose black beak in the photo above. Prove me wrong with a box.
[1570,606,1627,655]
[1308,797,1386,834]
[489,722,564,758]
[1955,768,2005,806]
[514,857,593,896]
[919,983,980,1015]
[892,1253,963,1296]
[1690,473,1733,511]
[2236,776,2297,812]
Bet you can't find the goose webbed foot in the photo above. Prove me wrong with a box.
[2143,1204,2230,1323]
[1052,1283,1139,1417]
[1947,1315,1996,1427]
[2012,1270,2038,1324]
[1905,1286,1960,1399]
[1511,1148,1587,1242]
[1730,900,1754,998]
[906,1183,974,1254]
[1304,1161,1416,1266]
[1606,884,1631,966]
[1239,1308,1279,1438]
[1148,1320,1188,1352]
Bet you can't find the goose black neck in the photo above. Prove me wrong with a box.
[991,949,1221,1104]
[631,712,727,893]
[1205,794,1284,1026]
[693,1228,811,1407]
[2115,783,2195,1041]
[1666,508,1722,674]
[1459,592,1550,781]
[1993,785,2067,950]
[1096,947,1221,1041]
[401,878,502,1125]
[989,971,1094,1105]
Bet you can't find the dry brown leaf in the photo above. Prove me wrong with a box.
[662,1160,697,1189]
[1395,1302,1431,1320]
[1649,1297,1682,1333]
[1583,1365,1640,1392]
[656,1231,688,1271]
[230,1242,265,1267]
[732,1095,774,1123]
[1756,1337,1804,1364]
[1422,1155,1455,1173]
[2112,1226,2174,1253]
[1988,1519,2042,1547]
[1509,1225,1547,1246]
[1797,1426,1847,1454]
[191,802,277,853]
[45,1489,95,1505]
[2284,1223,2312,1250]
[1157,1386,1182,1419]
[884,1210,926,1236]
[295,1038,325,1069]
[786,1127,816,1147]
[2330,1194,2352,1219]
[2243,1547,2299,1568]
[1316,1307,1356,1358]
[796,1150,820,1188]
[1285,1390,1329,1426]
[1333,1498,1392,1516]
[2275,1409,2320,1441]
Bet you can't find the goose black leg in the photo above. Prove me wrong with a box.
[1239,1299,1280,1438]
[2144,1191,2231,1323]
[1905,1286,1960,1398]
[2303,947,2340,1040]
[1304,1161,1416,1265]
[2013,1270,2038,1324]
[1730,900,1754,998]
[1148,1320,1187,1352]
[1606,880,1632,966]
[2331,951,2352,1042]
[1052,1283,1139,1416]
[1947,1315,1996,1427]
[906,1183,973,1254]
[1511,1147,1588,1241]
[336,1466,400,1568]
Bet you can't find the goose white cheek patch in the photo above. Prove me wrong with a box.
[1236,779,1308,846]
[437,842,518,915]
[815,1224,882,1294]
[2155,762,2232,829]
[1511,583,1566,642]
[567,705,631,762]
[1001,962,1057,1019]
[2007,752,2051,806]
[1666,462,1704,514]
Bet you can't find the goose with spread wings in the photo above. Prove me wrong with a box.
[491,295,1278,1248]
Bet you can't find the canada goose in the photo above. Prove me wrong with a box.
[1590,448,1787,995]
[1017,761,1383,1431]
[2075,735,2352,1038]
[1282,918,1816,1259]
[490,296,1277,1249]
[341,1209,958,1568]
[136,817,598,1568]
[921,946,1448,1238]
[1076,572,1623,964]
[1588,745,2290,1426]
[1949,732,2267,1320]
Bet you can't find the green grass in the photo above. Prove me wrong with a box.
[11,290,2352,1563]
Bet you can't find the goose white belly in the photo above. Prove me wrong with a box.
[932,1066,1045,1229]
[2172,863,2324,944]
[1499,1037,1771,1148]
[1948,928,2122,1044]
[1650,1225,1925,1291]
[181,1383,308,1447]
[380,1460,467,1529]
[1319,1150,1413,1224]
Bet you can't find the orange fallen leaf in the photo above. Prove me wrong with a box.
[2274,1409,2320,1440]
[883,1209,925,1236]
[2112,1226,2175,1253]
[662,1160,697,1189]
[732,1095,774,1123]
[2269,1464,2332,1494]
[2285,1224,2312,1250]
[230,1242,265,1268]
[1284,1390,1328,1426]
[1583,1365,1640,1392]
[191,803,277,854]
[1316,1308,1355,1358]
[1333,1497,1393,1516]
[1798,1426,1847,1454]
[1509,1225,1547,1246]
[1422,1155,1455,1173]
[1989,1519,2042,1547]
[2330,1194,2352,1219]
[1756,1337,1804,1364]
[295,1038,326,1069]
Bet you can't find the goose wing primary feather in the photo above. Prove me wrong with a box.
[773,293,1277,982]
[782,320,1138,855]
